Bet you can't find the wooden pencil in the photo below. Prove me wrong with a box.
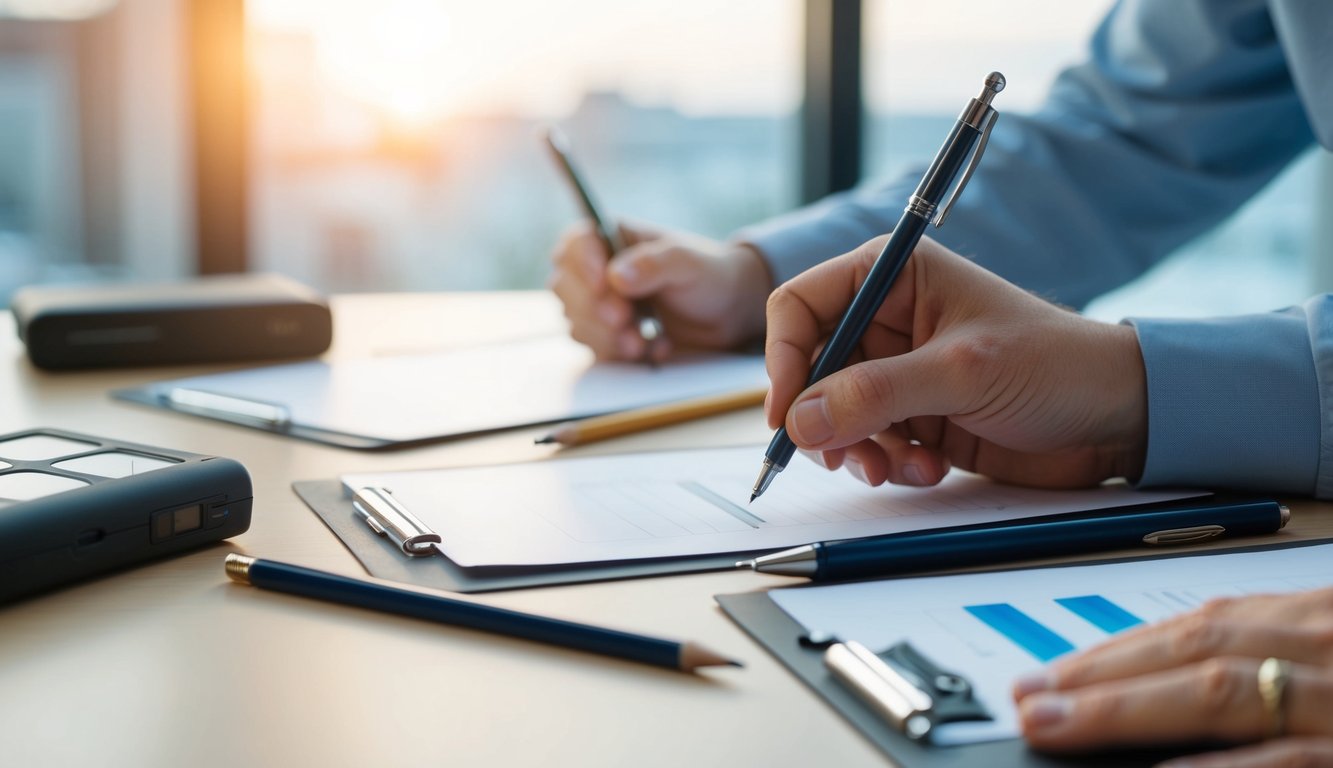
[225,554,741,673]
[535,387,768,447]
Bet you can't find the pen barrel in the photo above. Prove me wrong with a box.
[815,500,1286,582]
[759,107,986,484]
[247,559,683,669]
[911,121,981,206]
[806,214,931,387]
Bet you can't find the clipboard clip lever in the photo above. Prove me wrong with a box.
[352,486,442,557]
[824,639,992,742]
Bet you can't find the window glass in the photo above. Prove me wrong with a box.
[0,1,193,305]
[247,0,801,292]
[862,0,1325,321]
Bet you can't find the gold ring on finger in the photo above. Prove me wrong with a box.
[1257,657,1292,739]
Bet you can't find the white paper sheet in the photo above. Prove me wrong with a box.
[341,445,1202,567]
[134,336,768,443]
[770,542,1333,746]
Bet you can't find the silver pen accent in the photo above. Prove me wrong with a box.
[750,458,781,503]
[740,544,818,577]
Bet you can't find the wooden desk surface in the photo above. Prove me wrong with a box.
[3,292,1331,768]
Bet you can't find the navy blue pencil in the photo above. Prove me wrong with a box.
[225,554,739,673]
[740,499,1289,581]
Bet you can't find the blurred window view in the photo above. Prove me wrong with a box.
[864,0,1329,321]
[0,0,194,304]
[246,0,802,293]
[1,0,1327,317]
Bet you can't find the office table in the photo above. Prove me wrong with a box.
[4,292,1331,768]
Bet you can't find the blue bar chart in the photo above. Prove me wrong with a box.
[964,603,1075,661]
[966,594,1145,661]
[1056,595,1144,633]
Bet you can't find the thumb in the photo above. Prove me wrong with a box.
[616,220,665,247]
[607,241,699,299]
[785,349,968,450]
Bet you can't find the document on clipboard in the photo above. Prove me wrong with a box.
[737,541,1333,751]
[113,336,768,449]
[338,445,1202,568]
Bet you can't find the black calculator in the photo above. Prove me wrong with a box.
[0,428,252,603]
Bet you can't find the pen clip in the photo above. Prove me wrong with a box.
[934,107,998,228]
[1142,524,1226,546]
[352,486,442,557]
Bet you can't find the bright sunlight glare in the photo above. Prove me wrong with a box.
[280,0,464,128]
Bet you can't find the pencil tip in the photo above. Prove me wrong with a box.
[748,493,757,503]
[534,435,554,445]
[681,643,744,671]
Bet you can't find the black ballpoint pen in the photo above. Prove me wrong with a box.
[751,72,1005,501]
[543,126,665,365]
[738,499,1290,581]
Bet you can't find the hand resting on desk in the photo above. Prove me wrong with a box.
[1013,588,1333,765]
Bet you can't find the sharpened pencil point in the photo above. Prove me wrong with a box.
[680,642,744,672]
[534,435,555,445]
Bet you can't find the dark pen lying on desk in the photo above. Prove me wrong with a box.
[738,499,1289,581]
[225,554,740,673]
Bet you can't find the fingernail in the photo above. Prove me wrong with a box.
[844,457,869,485]
[903,464,926,485]
[1022,694,1071,731]
[791,397,833,445]
[1012,670,1054,699]
[611,261,637,284]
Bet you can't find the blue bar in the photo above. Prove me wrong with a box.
[965,603,1075,662]
[1055,595,1144,634]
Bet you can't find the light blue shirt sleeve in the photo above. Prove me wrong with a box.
[738,0,1317,309]
[1128,301,1328,496]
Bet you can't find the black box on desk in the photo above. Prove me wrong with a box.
[11,273,333,370]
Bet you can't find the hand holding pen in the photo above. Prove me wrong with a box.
[544,127,665,365]
[752,73,1005,500]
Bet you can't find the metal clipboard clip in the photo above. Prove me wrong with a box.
[824,639,992,742]
[351,486,441,557]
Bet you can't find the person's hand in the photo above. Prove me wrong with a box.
[548,222,772,361]
[764,235,1148,489]
[1012,588,1333,765]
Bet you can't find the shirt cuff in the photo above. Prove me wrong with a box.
[1127,310,1320,495]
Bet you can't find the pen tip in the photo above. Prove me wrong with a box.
[748,493,758,503]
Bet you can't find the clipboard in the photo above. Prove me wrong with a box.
[293,480,745,592]
[114,337,768,450]
[714,589,1179,767]
[714,540,1333,767]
